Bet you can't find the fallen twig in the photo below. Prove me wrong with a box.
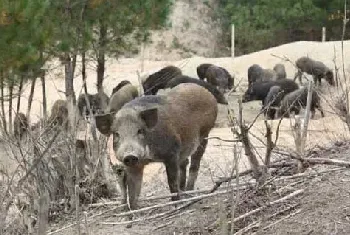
[304,157,350,168]
[47,204,126,234]
[206,136,240,142]
[233,221,261,235]
[153,221,175,231]
[89,185,237,208]
[228,189,304,225]
[251,208,302,234]
[107,186,248,221]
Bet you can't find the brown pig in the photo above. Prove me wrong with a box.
[95,83,218,209]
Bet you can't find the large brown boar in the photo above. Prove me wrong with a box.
[95,83,218,209]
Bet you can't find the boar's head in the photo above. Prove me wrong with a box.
[96,107,158,167]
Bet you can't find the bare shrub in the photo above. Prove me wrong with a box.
[0,114,116,234]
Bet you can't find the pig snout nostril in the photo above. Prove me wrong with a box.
[123,155,139,166]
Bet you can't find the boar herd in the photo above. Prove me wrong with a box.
[244,56,333,119]
[12,56,334,210]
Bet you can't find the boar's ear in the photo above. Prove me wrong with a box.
[140,108,158,129]
[95,113,113,136]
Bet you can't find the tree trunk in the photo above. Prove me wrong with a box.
[16,75,24,114]
[82,51,88,96]
[26,77,37,123]
[96,22,107,92]
[8,77,14,134]
[0,73,7,133]
[82,50,97,140]
[41,70,47,122]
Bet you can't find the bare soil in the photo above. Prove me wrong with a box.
[49,142,350,235]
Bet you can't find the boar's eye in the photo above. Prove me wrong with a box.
[137,128,145,136]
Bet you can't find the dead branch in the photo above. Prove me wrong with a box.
[230,144,241,234]
[264,203,300,221]
[237,99,267,185]
[264,120,274,166]
[206,136,240,142]
[47,204,126,234]
[303,157,350,168]
[227,77,244,96]
[228,189,304,225]
[212,169,253,193]
[301,82,313,153]
[251,209,302,235]
[104,187,246,221]
[89,187,229,208]
[233,221,261,235]
[153,221,175,231]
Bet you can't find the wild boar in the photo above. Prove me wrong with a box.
[205,65,234,92]
[263,86,284,119]
[13,112,28,139]
[294,56,334,86]
[77,91,110,118]
[273,63,287,80]
[278,86,325,118]
[111,80,132,96]
[48,99,68,129]
[142,66,182,95]
[247,64,277,85]
[197,63,213,80]
[108,83,139,114]
[164,75,228,104]
[242,79,299,103]
[95,83,218,209]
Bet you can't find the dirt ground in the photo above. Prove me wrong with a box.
[49,142,350,235]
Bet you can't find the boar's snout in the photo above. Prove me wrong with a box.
[123,155,139,166]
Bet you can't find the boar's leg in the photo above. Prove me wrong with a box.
[125,166,144,210]
[165,158,180,201]
[179,158,189,191]
[294,71,303,85]
[186,138,208,191]
[318,105,325,118]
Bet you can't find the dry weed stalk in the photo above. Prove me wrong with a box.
[0,110,114,234]
[228,99,268,185]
